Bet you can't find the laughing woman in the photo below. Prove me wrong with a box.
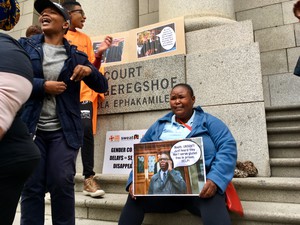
[18,0,108,224]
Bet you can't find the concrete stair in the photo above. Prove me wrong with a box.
[10,174,292,225]
[41,174,300,225]
[14,105,300,224]
[266,105,300,178]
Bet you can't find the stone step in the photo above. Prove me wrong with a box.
[143,201,300,225]
[266,115,300,128]
[270,158,300,177]
[267,126,300,142]
[265,105,300,117]
[266,105,300,159]
[268,126,300,132]
[15,177,300,224]
[268,122,300,129]
[268,140,300,149]
[266,114,300,121]
[39,192,300,225]
[13,211,117,225]
[234,177,300,204]
[233,201,300,225]
[76,175,300,204]
[268,141,300,158]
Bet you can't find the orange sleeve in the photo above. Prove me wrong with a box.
[65,31,106,133]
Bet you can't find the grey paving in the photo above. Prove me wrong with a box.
[13,212,117,225]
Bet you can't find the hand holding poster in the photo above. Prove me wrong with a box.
[133,137,206,196]
[91,17,185,65]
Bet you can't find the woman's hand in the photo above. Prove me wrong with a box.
[44,81,67,95]
[129,184,136,200]
[70,65,92,82]
[199,179,217,198]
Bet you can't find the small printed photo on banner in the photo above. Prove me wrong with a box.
[91,17,185,66]
[133,137,206,196]
[93,37,125,63]
[136,23,176,59]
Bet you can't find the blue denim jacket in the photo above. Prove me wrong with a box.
[18,34,108,149]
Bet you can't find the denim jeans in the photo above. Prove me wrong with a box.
[21,129,78,225]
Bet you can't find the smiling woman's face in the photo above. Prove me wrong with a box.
[39,7,68,35]
[170,85,195,123]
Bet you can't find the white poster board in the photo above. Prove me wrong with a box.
[133,137,206,196]
[103,129,147,174]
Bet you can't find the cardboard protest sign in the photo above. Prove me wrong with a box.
[103,130,147,174]
[91,17,185,65]
[133,137,206,196]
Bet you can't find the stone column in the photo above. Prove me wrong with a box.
[159,0,235,32]
[79,0,139,36]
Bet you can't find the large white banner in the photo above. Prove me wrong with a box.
[103,129,147,174]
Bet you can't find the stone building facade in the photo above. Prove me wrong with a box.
[7,0,300,107]
[2,0,299,177]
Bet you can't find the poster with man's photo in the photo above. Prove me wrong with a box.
[133,137,206,196]
[93,37,125,64]
[90,16,185,65]
[136,23,176,59]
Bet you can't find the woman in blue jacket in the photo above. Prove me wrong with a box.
[119,83,237,225]
[18,0,108,224]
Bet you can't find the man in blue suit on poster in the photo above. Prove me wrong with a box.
[148,152,186,195]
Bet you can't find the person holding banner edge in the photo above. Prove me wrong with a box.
[119,83,237,225]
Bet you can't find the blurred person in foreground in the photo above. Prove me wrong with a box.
[119,83,237,225]
[62,0,112,198]
[18,0,108,224]
[0,0,41,224]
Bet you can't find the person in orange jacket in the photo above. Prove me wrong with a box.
[63,0,112,198]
